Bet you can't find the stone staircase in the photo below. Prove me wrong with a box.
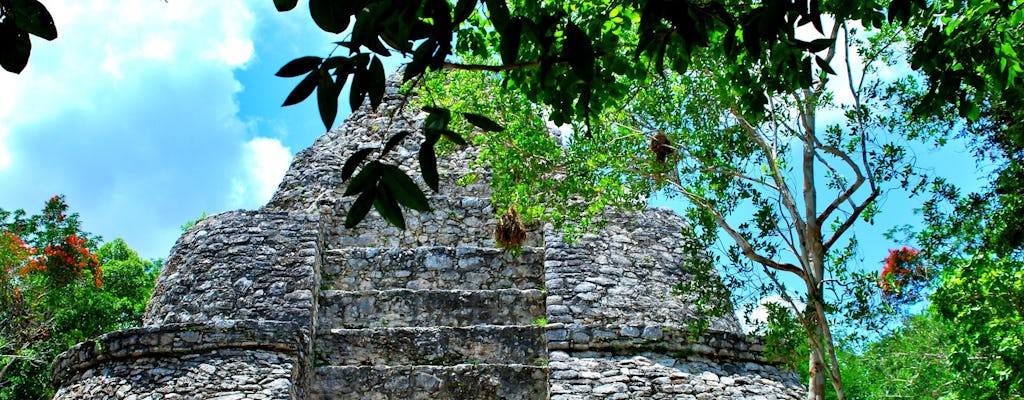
[310,245,550,399]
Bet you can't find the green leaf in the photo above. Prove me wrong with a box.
[344,187,376,228]
[281,71,318,107]
[274,0,298,12]
[419,143,439,192]
[381,131,412,156]
[342,148,375,181]
[367,56,385,110]
[564,22,594,82]
[344,161,382,196]
[276,56,322,77]
[462,112,505,132]
[500,18,523,65]
[10,0,57,41]
[317,69,339,130]
[380,164,431,212]
[373,184,406,229]
[0,20,31,74]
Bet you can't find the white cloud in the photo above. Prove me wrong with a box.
[230,137,292,209]
[740,295,806,334]
[0,0,261,259]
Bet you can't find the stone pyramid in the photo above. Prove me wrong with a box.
[52,78,806,399]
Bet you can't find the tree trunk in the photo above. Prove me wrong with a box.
[806,306,828,400]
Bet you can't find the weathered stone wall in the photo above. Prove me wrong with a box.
[321,246,544,291]
[52,321,306,400]
[549,351,804,399]
[544,208,741,342]
[144,210,322,328]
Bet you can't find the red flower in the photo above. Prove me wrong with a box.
[879,246,929,304]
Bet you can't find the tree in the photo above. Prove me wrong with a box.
[0,0,57,73]
[272,0,1022,233]
[272,1,1021,398]
[0,196,158,400]
[903,3,1024,397]
[415,16,943,398]
[273,0,893,230]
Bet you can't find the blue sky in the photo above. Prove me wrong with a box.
[1,0,987,277]
[0,1,363,259]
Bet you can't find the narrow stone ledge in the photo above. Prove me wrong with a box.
[545,323,767,363]
[52,320,307,387]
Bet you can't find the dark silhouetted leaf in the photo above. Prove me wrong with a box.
[382,130,412,156]
[419,143,439,191]
[309,0,348,33]
[368,56,385,110]
[317,69,339,129]
[373,184,406,229]
[322,55,350,70]
[463,113,505,132]
[564,22,594,82]
[423,107,452,130]
[274,0,298,12]
[0,21,31,74]
[442,129,468,145]
[381,164,430,212]
[277,56,322,77]
[345,187,376,228]
[887,0,911,24]
[350,66,367,112]
[404,40,435,82]
[453,0,476,24]
[282,70,318,107]
[804,38,833,53]
[364,36,391,57]
[809,0,823,33]
[484,0,510,31]
[815,55,835,75]
[344,161,382,196]
[342,148,375,181]
[500,18,523,65]
[11,0,57,40]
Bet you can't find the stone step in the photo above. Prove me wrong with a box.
[314,326,547,366]
[312,364,549,400]
[326,195,543,249]
[318,289,545,328]
[322,246,544,291]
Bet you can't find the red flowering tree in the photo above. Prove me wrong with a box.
[878,246,931,306]
[0,195,158,400]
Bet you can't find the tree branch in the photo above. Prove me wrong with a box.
[668,180,807,279]
[731,108,808,241]
[443,60,541,72]
[823,190,879,251]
